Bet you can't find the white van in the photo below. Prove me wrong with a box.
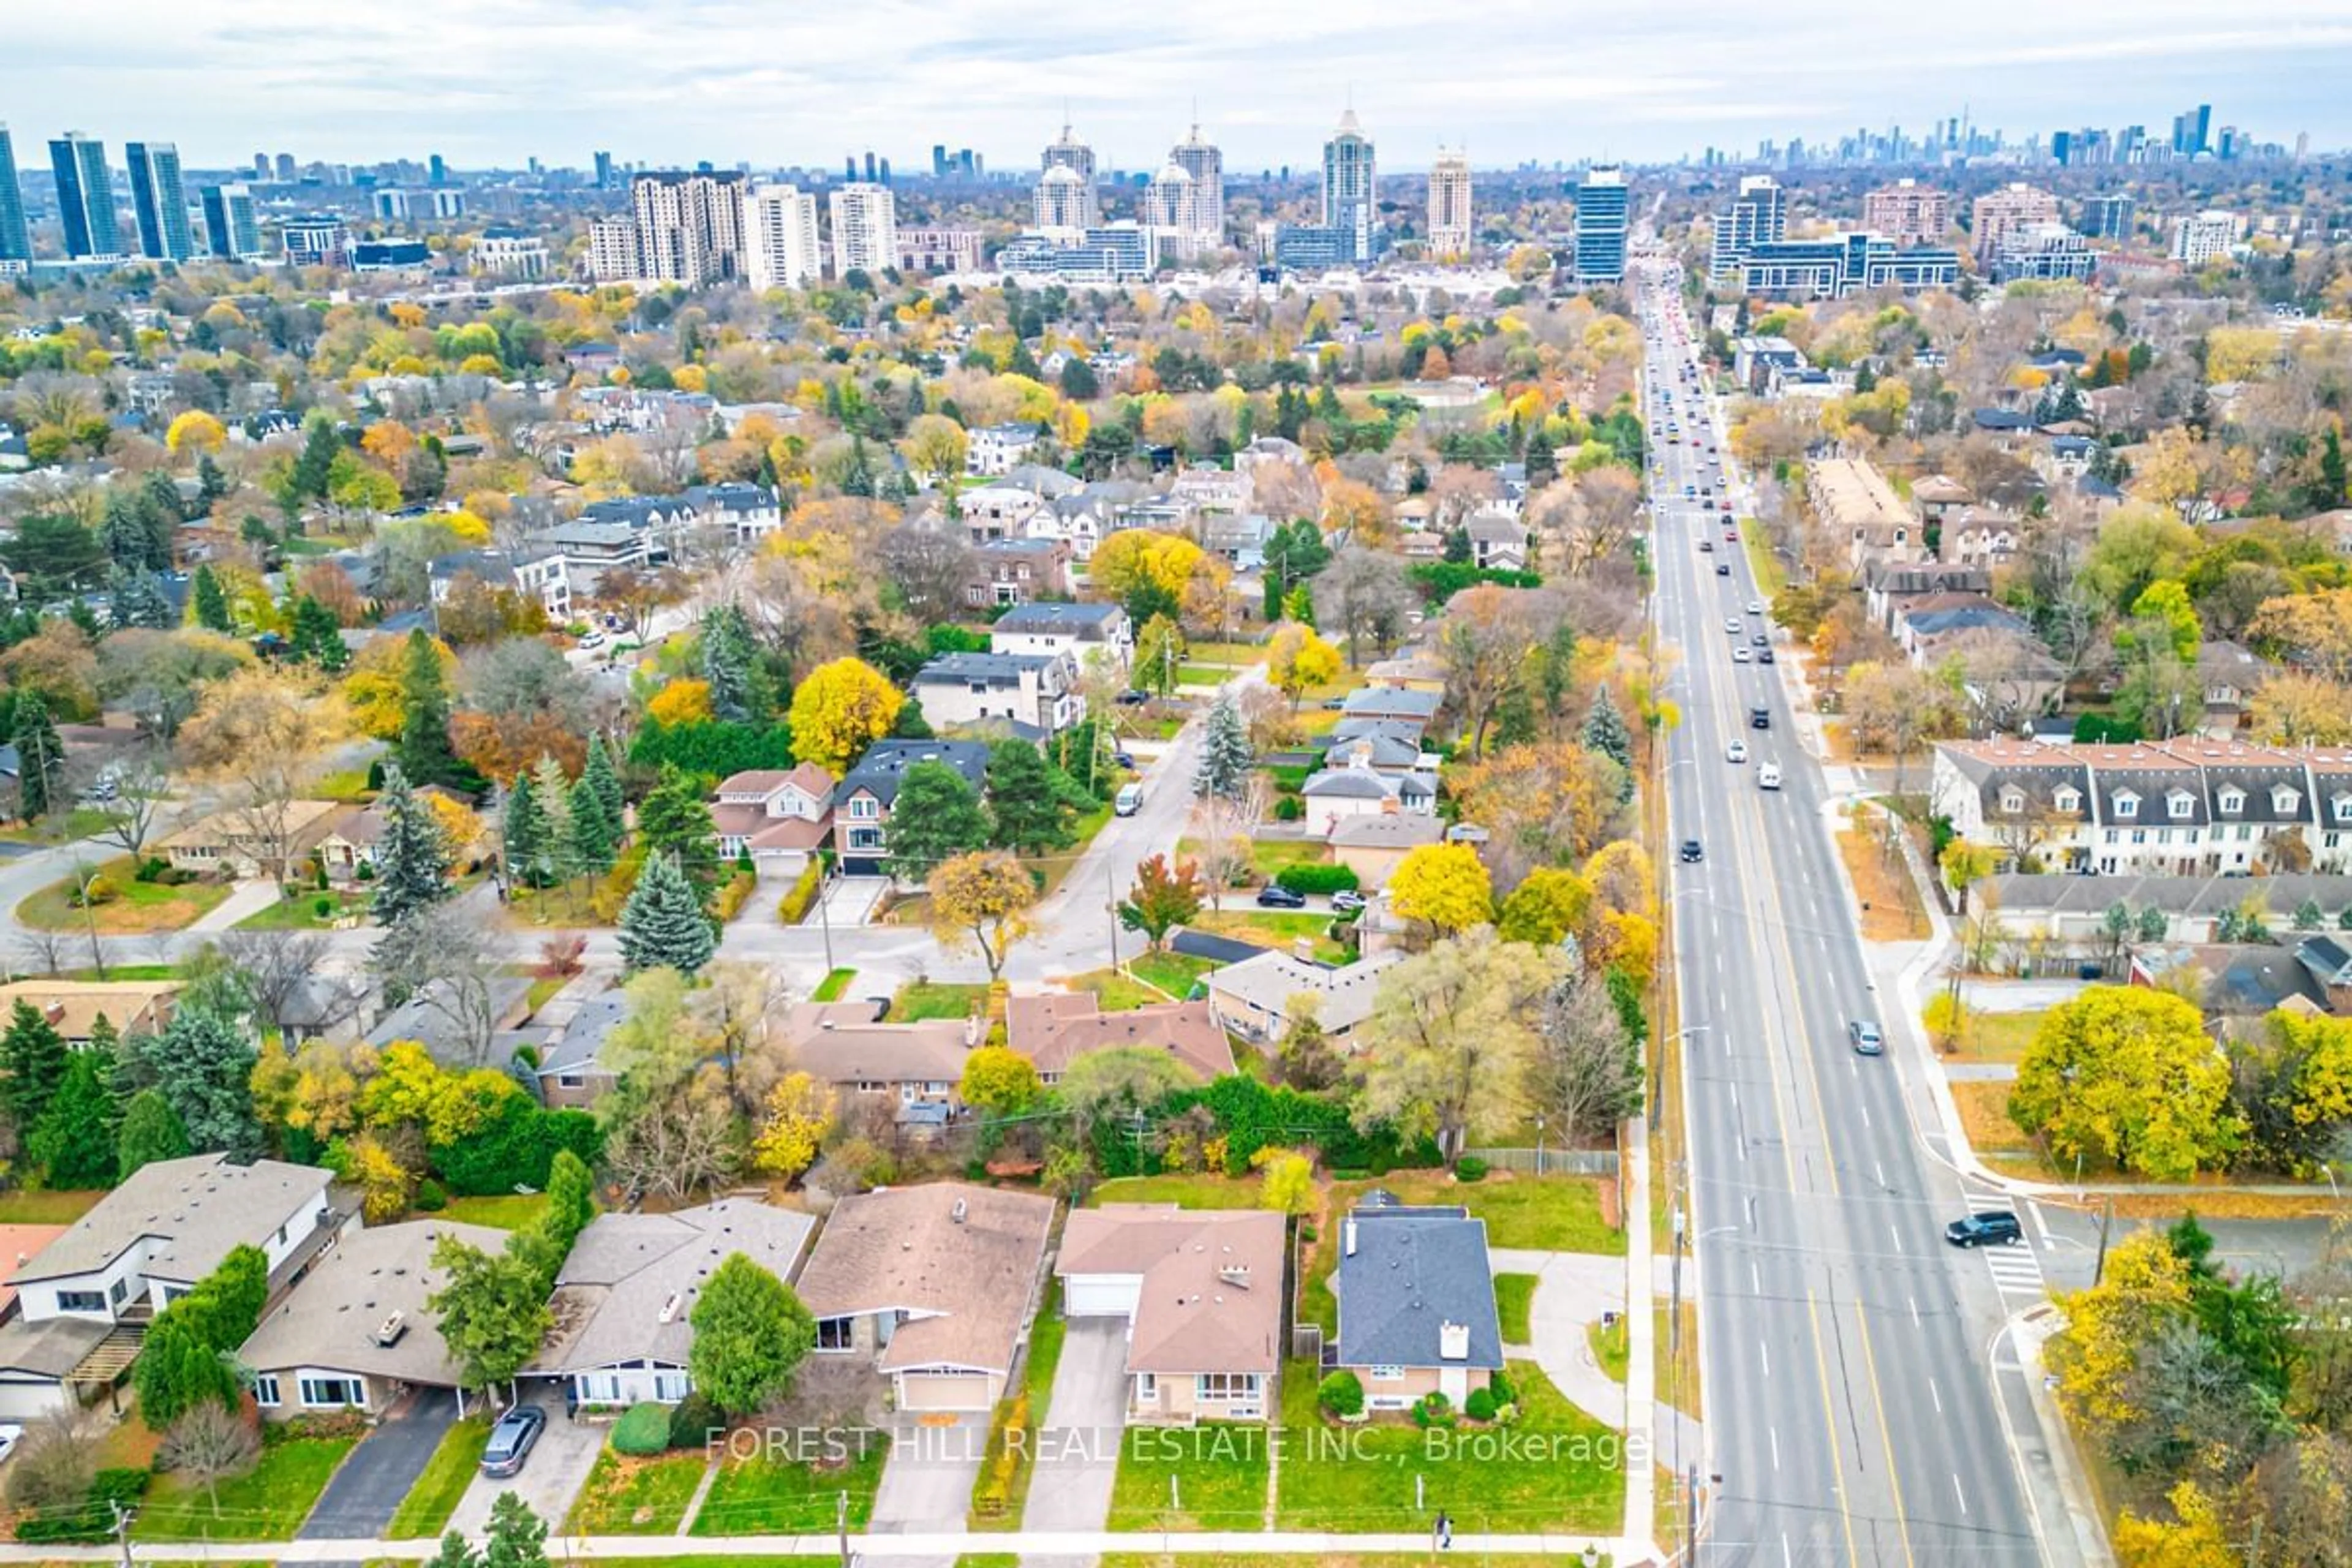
[1114,782,1144,816]
[1758,763,1782,791]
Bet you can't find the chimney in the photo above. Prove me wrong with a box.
[964,1014,981,1047]
[1438,1320,1470,1361]
[1293,937,1316,963]
[1343,1220,1357,1257]
[372,1310,408,1348]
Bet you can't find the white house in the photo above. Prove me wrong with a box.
[911,651,1082,736]
[530,1200,816,1408]
[1297,755,1438,835]
[967,423,1044,477]
[990,601,1134,671]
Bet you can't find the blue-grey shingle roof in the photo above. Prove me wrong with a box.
[840,740,993,809]
[538,992,628,1080]
[1334,1204,1504,1371]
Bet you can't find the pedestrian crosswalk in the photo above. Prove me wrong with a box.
[1980,1231,2048,1301]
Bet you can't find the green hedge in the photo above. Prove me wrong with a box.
[1276,863,1360,895]
[777,859,823,924]
[431,1097,603,1197]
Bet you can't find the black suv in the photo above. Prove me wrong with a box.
[1945,1212,2024,1248]
[1678,839,1704,863]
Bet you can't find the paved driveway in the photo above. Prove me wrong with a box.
[869,1414,987,1532]
[446,1399,605,1538]
[300,1390,458,1539]
[1020,1317,1132,1568]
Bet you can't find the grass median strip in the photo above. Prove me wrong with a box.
[386,1417,490,1539]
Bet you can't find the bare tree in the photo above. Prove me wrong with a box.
[8,930,72,979]
[157,1403,260,1516]
[86,747,172,861]
[601,1065,741,1204]
[372,905,502,1065]
[214,930,338,1038]
[1188,777,1267,913]
[4,1410,99,1513]
[1439,585,1547,756]
[876,524,976,626]
[1311,545,1415,667]
[1527,970,1643,1145]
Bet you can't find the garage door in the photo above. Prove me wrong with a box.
[0,1380,72,1421]
[1063,1276,1139,1317]
[897,1371,996,1412]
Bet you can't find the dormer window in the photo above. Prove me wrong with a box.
[2053,786,2082,814]
[2334,793,2352,824]
[1999,787,2026,814]
[2166,790,2196,820]
[2217,788,2245,816]
[2112,790,2139,820]
[2272,786,2301,816]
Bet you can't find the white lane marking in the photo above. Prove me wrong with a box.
[1908,1296,1920,1327]
[1782,1534,1792,1568]
[1929,1378,1943,1414]
[1860,1104,1872,1129]
[1758,1340,1770,1378]
[1752,1261,1762,1294]
[1953,1473,1969,1516]
[1874,1159,1885,1188]
[1770,1427,1781,1471]
[1889,1223,1904,1254]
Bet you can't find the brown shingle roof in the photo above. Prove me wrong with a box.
[1008,996,1234,1082]
[796,1183,1054,1377]
[1058,1206,1284,1376]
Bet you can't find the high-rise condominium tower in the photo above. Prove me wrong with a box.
[126,141,194,261]
[1323,109,1378,264]
[50,132,122,259]
[1427,147,1472,257]
[742,184,822,292]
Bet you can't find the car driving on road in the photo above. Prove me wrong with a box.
[1945,1212,2024,1248]
[1847,1019,1883,1055]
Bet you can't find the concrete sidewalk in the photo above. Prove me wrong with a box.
[0,1529,1632,1563]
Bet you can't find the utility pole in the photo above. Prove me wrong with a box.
[2092,1196,2114,1287]
[1106,864,1121,973]
[836,1488,850,1568]
[110,1499,135,1568]
[816,865,835,972]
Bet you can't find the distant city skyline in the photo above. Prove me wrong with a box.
[11,1,2352,171]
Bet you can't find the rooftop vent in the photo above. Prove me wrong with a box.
[373,1311,407,1348]
[658,1291,682,1324]
[1343,1221,1358,1257]
[1218,1265,1252,1290]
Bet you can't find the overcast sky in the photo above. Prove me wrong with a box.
[12,0,2352,173]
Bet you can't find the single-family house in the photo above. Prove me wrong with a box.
[239,1221,509,1419]
[1463,510,1529,571]
[157,799,353,881]
[1321,731,1430,777]
[1910,474,1974,524]
[2195,641,2278,734]
[0,980,178,1046]
[796,1183,1055,1412]
[781,1001,976,1123]
[366,974,538,1071]
[1936,509,2021,571]
[834,740,993,877]
[709,765,835,880]
[960,486,1047,545]
[1894,594,2032,658]
[1200,513,1273,571]
[1329,814,1446,887]
[967,423,1045,477]
[531,1200,816,1408]
[991,601,1134,671]
[1333,1199,1504,1411]
[1205,951,1398,1043]
[1863,561,1994,633]
[1170,464,1250,516]
[1298,755,1437,835]
[0,1155,343,1418]
[533,990,627,1109]
[913,651,1082,737]
[1057,1206,1285,1422]
[1361,655,1447,693]
[1005,995,1234,1085]
[427,546,572,626]
[967,538,1072,608]
[1338,687,1444,729]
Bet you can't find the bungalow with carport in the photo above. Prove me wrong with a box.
[795,1183,1055,1413]
[783,1001,977,1126]
[0,979,179,1046]
[1333,1197,1504,1411]
[1057,1205,1285,1422]
[1205,951,1397,1044]
[239,1219,510,1418]
[530,1199,816,1408]
[1004,994,1234,1085]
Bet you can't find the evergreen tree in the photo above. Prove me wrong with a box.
[1193,692,1254,799]
[9,693,64,820]
[884,761,989,882]
[618,851,717,974]
[2320,426,2349,509]
[483,1493,550,1568]
[191,564,233,633]
[290,415,341,502]
[0,998,70,1128]
[107,565,175,630]
[1581,685,1635,802]
[142,1005,260,1159]
[116,1087,190,1178]
[288,595,349,670]
[532,755,575,885]
[699,603,763,722]
[565,771,618,878]
[395,629,461,786]
[636,763,720,900]
[27,1052,119,1188]
[371,763,453,925]
[100,489,165,572]
[986,740,1074,855]
[581,733,625,837]
[196,453,230,508]
[502,769,554,888]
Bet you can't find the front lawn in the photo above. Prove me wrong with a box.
[1034,801,1114,897]
[892,980,989,1022]
[387,1417,489,1538]
[813,967,858,1002]
[1087,1174,1265,1210]
[1108,1425,1271,1530]
[688,1436,886,1535]
[0,1189,105,1223]
[437,1193,551,1229]
[1346,1172,1623,1253]
[1274,1359,1621,1532]
[1069,969,1164,1012]
[1494,1273,1538,1343]
[1128,950,1216,999]
[0,807,111,845]
[1191,910,1348,963]
[567,1450,710,1535]
[132,1430,359,1542]
[235,888,370,931]
[1949,1079,2037,1156]
[17,857,235,933]
[1588,1318,1629,1384]
[314,767,377,802]
[1933,1007,2041,1064]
